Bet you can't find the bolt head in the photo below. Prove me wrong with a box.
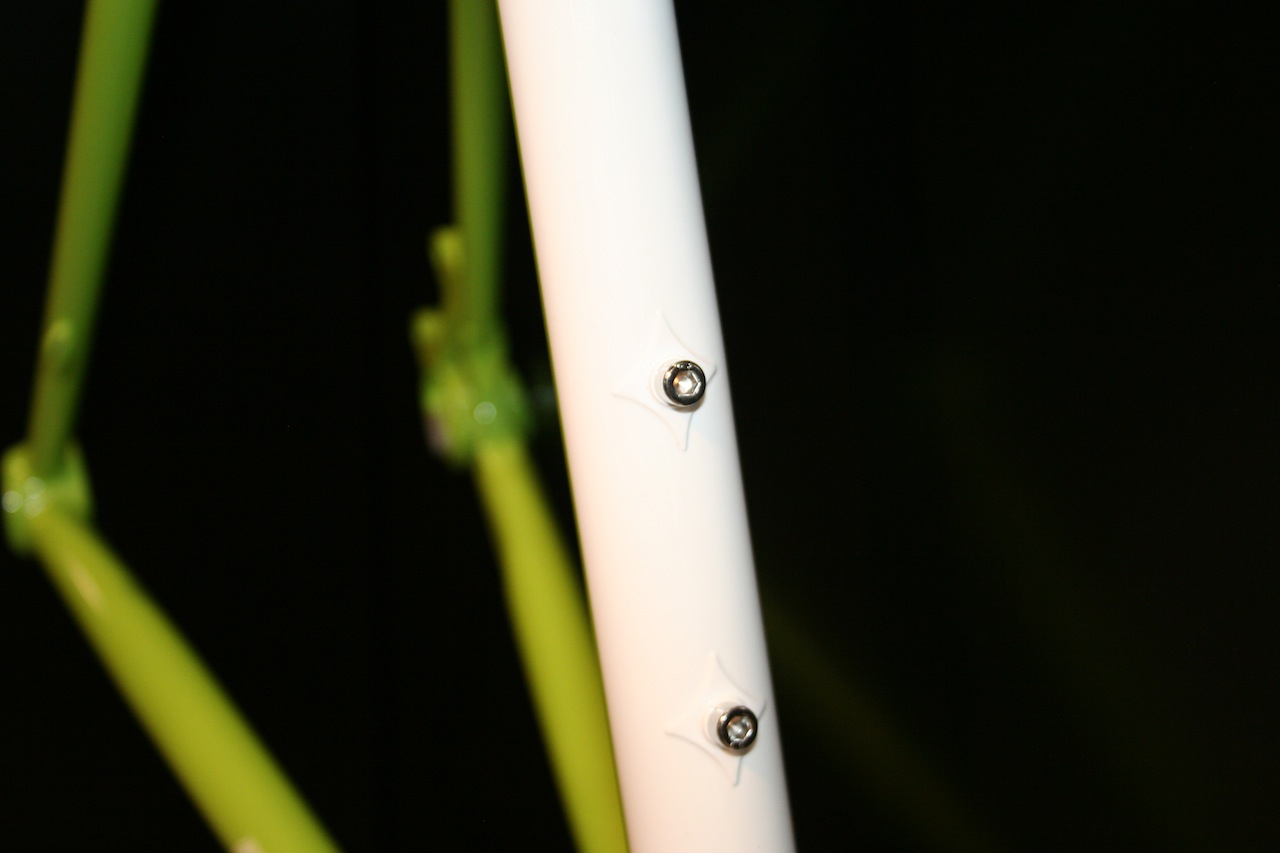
[662,360,706,407]
[715,705,758,752]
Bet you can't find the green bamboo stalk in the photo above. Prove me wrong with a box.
[26,0,158,479]
[447,0,507,338]
[29,507,340,853]
[473,439,628,853]
[417,4,626,849]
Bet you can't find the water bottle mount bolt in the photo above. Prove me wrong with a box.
[713,705,758,753]
[662,360,706,407]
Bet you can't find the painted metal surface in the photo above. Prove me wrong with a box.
[498,2,795,849]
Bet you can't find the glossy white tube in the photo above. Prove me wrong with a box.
[498,2,794,850]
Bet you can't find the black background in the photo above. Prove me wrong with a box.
[1,2,1275,850]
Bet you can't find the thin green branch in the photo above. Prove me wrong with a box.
[410,6,629,850]
[29,504,340,852]
[474,440,628,853]
[26,0,158,479]
[447,0,508,337]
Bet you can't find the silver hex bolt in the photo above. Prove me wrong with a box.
[713,705,759,753]
[662,360,706,407]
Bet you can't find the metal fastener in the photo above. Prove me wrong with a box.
[662,360,706,407]
[713,705,758,752]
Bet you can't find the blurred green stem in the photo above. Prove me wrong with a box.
[10,4,341,848]
[26,0,158,479]
[474,439,628,853]
[447,0,507,339]
[29,506,340,852]
[409,4,629,849]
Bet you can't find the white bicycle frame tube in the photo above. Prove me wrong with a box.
[499,2,795,850]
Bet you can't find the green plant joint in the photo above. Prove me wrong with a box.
[3,442,94,557]
[412,227,532,467]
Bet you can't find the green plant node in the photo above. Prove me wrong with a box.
[412,227,532,467]
[3,442,94,557]
[412,308,532,467]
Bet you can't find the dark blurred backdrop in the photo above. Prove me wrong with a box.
[1,2,1275,850]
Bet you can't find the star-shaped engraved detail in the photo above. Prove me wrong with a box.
[610,312,717,450]
[664,653,766,785]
